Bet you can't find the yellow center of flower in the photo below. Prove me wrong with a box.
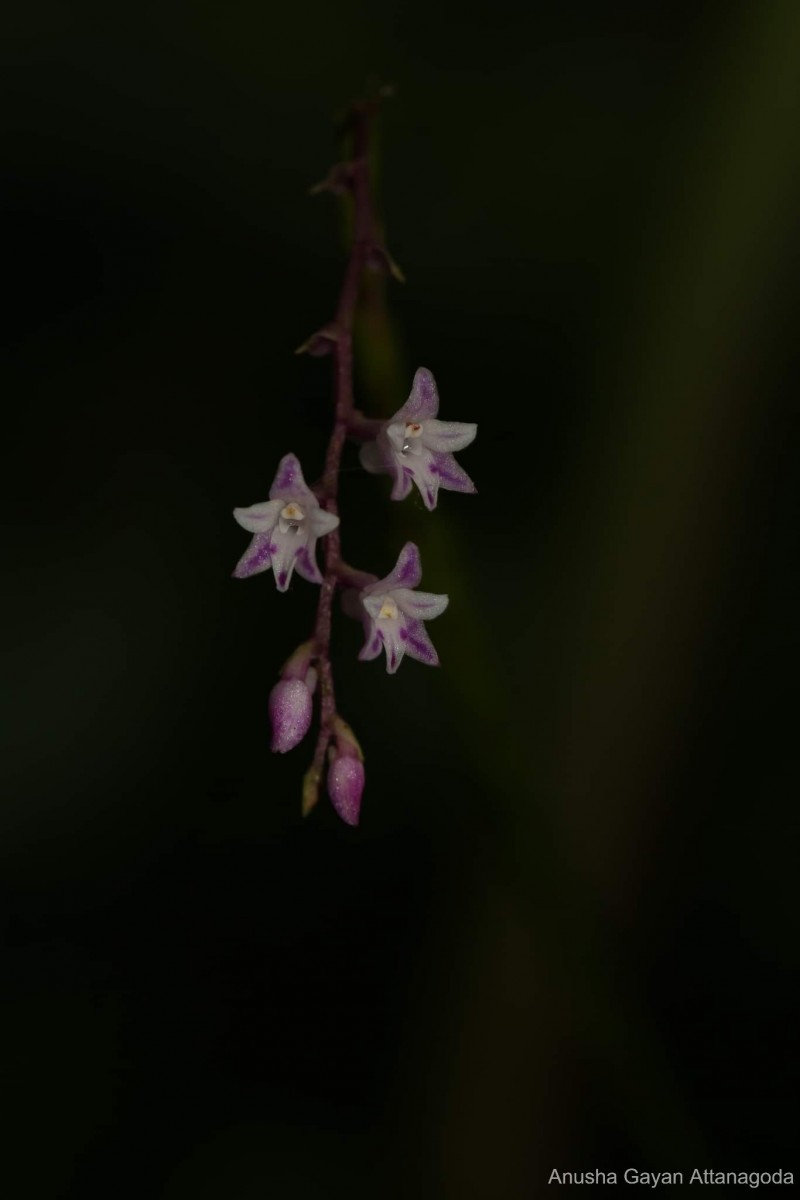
[378,598,399,620]
[279,502,305,534]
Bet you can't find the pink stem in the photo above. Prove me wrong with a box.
[311,103,379,762]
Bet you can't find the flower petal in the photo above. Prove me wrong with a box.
[270,531,303,591]
[392,588,449,621]
[405,452,441,511]
[382,542,422,590]
[358,626,383,661]
[389,465,414,501]
[233,500,282,533]
[402,619,440,667]
[398,367,440,421]
[232,533,275,579]
[359,441,388,475]
[309,508,340,537]
[269,453,315,503]
[420,419,477,453]
[294,544,324,584]
[431,452,477,494]
[362,593,386,621]
[379,621,407,674]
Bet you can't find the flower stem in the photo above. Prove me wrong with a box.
[311,101,379,758]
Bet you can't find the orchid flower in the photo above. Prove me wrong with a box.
[232,453,339,591]
[359,367,477,510]
[350,542,448,674]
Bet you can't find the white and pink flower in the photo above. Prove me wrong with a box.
[347,542,449,674]
[359,367,477,510]
[232,453,338,591]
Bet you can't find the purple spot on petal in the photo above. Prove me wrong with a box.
[399,627,408,641]
[273,454,302,494]
[233,536,273,578]
[395,544,421,586]
[416,371,435,410]
[434,464,458,485]
[268,543,277,555]
[429,462,438,475]
[409,636,436,662]
[297,548,319,580]
[377,629,385,641]
[431,452,476,493]
[278,571,287,587]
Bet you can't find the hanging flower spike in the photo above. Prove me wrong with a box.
[359,367,477,511]
[232,453,339,591]
[355,542,448,674]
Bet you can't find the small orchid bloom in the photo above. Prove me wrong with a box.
[359,367,477,511]
[232,453,339,591]
[355,542,448,674]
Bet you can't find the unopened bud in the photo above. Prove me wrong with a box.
[269,679,313,753]
[327,755,365,827]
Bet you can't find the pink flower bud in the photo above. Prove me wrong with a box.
[268,679,313,753]
[327,756,365,827]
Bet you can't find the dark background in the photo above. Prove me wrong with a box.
[2,1,798,1196]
